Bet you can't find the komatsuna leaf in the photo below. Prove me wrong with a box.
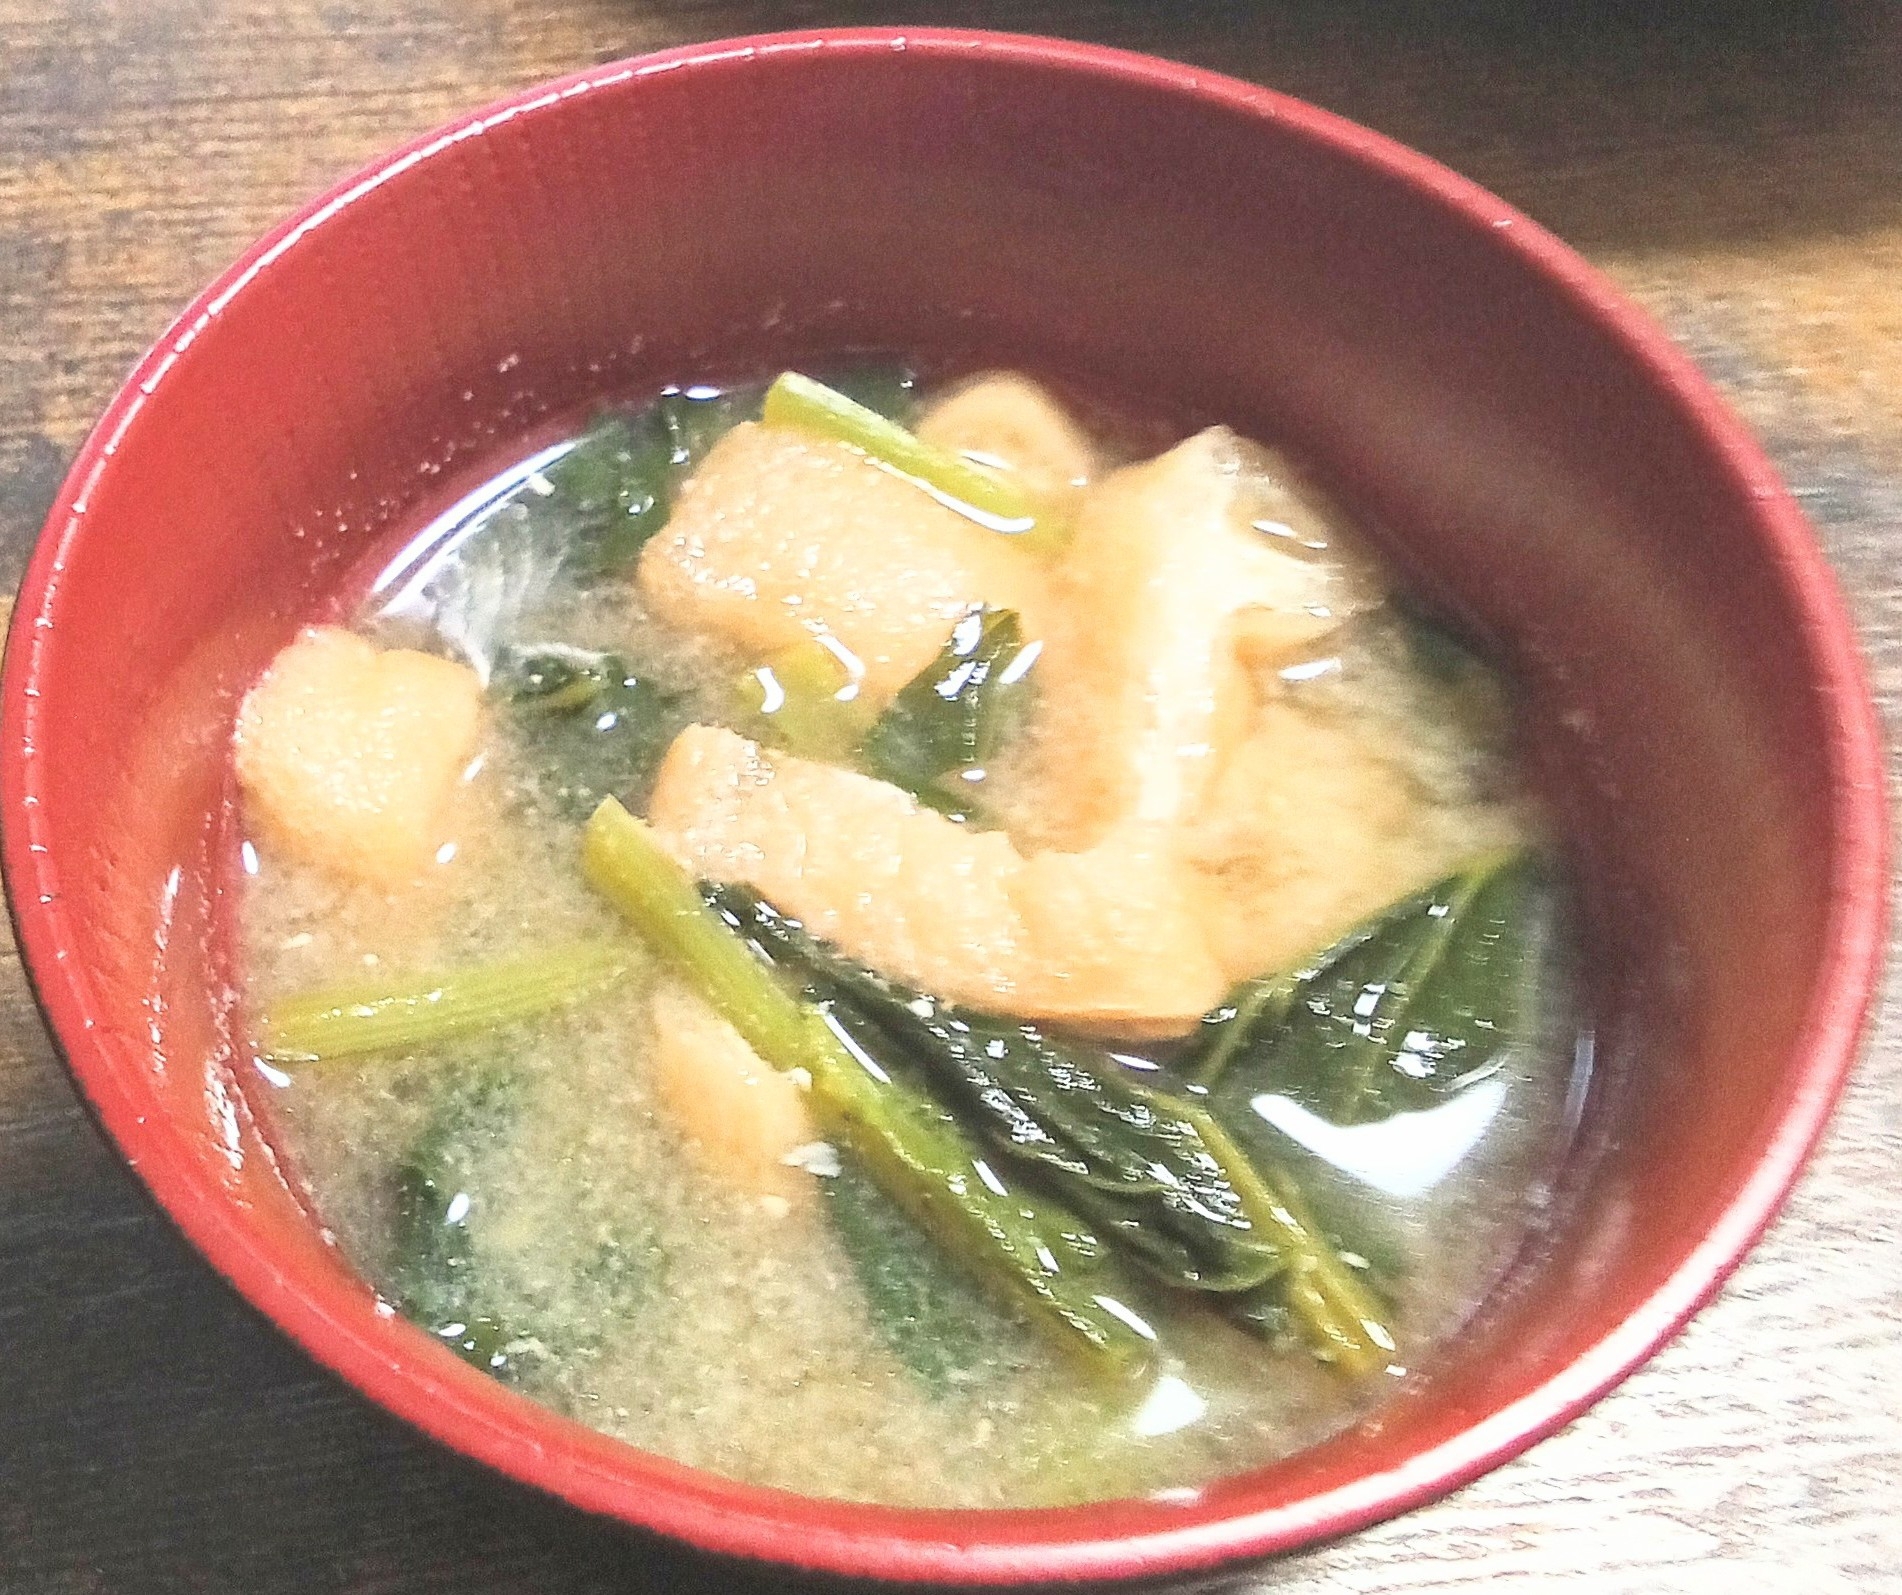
[823,1156,1020,1397]
[389,1069,531,1378]
[859,607,1040,821]
[706,885,1284,1294]
[536,411,675,580]
[1188,848,1557,1125]
[389,1062,654,1381]
[702,882,1395,1373]
[494,645,690,819]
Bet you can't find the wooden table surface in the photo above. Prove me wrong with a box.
[3,3,1899,1591]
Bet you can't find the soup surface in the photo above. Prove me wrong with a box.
[235,368,1582,1507]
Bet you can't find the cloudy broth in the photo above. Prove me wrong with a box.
[237,372,1584,1507]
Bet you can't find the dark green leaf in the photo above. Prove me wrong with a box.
[388,1064,655,1381]
[706,885,1281,1295]
[774,974,1160,1372]
[1190,849,1557,1125]
[537,412,675,579]
[388,1070,533,1378]
[1396,605,1487,687]
[495,646,690,819]
[524,382,770,584]
[823,1157,1018,1397]
[1058,1180,1236,1289]
[859,607,1039,821]
[1393,605,1514,761]
[700,881,1396,1372]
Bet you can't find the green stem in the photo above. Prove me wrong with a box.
[259,942,633,1063]
[763,372,1064,551]
[580,797,1153,1375]
[1186,1102,1396,1377]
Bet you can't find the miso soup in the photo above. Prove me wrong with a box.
[233,368,1583,1508]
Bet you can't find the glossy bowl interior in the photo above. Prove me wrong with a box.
[1,29,1885,1588]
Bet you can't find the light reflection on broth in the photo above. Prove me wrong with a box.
[235,368,1583,1507]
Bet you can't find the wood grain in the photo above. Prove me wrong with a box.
[2,3,1898,1591]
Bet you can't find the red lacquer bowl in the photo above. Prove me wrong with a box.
[1,29,1885,1587]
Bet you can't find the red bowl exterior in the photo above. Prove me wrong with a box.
[0,29,1886,1587]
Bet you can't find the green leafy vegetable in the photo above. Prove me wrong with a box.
[1397,604,1498,693]
[734,637,877,762]
[388,1066,654,1380]
[823,1158,1016,1396]
[258,942,631,1064]
[734,604,1038,810]
[536,412,676,579]
[506,386,758,585]
[1392,605,1515,764]
[762,371,1063,550]
[388,1070,532,1377]
[1188,848,1556,1124]
[704,886,1261,1279]
[495,646,689,819]
[703,884,1395,1376]
[579,797,1156,1375]
[859,608,1039,821]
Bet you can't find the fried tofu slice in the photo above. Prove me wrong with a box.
[1182,697,1520,981]
[647,724,1227,1038]
[650,723,1031,1000]
[649,983,815,1204]
[1008,824,1230,1035]
[637,421,1046,703]
[915,372,1102,512]
[1032,427,1379,848]
[234,626,482,885]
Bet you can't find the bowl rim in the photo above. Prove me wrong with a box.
[2,25,1888,1587]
